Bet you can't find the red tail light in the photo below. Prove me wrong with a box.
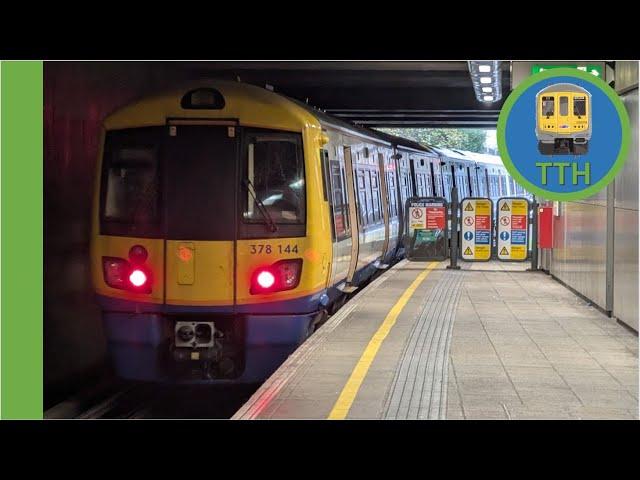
[250,259,303,294]
[103,256,152,293]
[129,269,148,287]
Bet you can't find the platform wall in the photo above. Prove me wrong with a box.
[541,61,638,331]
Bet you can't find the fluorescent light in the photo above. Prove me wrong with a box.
[480,77,491,84]
[482,87,493,93]
[483,95,494,102]
[478,65,491,73]
[591,69,600,76]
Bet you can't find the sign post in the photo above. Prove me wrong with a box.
[460,197,493,262]
[447,187,460,270]
[528,196,539,271]
[496,197,530,262]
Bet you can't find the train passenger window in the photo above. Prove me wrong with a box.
[387,172,397,217]
[559,96,569,116]
[542,96,554,116]
[574,97,586,117]
[244,132,305,225]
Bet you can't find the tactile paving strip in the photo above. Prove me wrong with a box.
[383,269,465,419]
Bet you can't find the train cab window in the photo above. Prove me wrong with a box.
[542,96,555,116]
[103,143,159,233]
[574,97,586,117]
[559,96,569,116]
[244,131,305,227]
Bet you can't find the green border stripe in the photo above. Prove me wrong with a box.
[1,61,43,419]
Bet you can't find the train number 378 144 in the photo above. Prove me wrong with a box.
[249,244,299,254]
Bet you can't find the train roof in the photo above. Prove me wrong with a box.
[371,130,437,155]
[104,80,321,132]
[537,83,591,95]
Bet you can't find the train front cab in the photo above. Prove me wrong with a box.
[90,84,333,383]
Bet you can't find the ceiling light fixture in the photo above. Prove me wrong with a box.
[468,61,503,103]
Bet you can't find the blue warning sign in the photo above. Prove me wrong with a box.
[511,230,527,244]
[499,231,510,241]
[475,230,491,245]
[464,231,474,241]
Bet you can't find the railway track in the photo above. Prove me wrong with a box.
[46,380,258,419]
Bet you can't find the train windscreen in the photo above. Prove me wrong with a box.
[100,125,237,240]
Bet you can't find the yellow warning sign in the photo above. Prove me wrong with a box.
[464,246,473,255]
[500,246,509,256]
[512,200,528,216]
[500,202,510,211]
[475,245,490,259]
[464,202,474,211]
[511,245,526,260]
[475,200,490,215]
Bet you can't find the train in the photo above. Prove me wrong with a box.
[536,83,592,155]
[90,80,524,384]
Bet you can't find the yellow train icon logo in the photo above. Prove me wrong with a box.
[535,83,591,156]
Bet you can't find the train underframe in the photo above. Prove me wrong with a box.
[538,137,589,156]
[100,303,322,384]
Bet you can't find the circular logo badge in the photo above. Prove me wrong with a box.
[497,68,630,201]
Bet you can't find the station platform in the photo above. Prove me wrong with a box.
[233,260,638,420]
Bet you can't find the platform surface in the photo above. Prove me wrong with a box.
[233,260,638,420]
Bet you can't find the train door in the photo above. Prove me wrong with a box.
[377,152,391,264]
[559,94,570,132]
[343,146,360,287]
[163,124,237,307]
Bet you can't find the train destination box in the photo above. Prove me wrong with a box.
[460,198,493,261]
[405,197,448,261]
[496,197,530,261]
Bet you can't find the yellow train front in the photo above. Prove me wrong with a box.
[536,83,591,155]
[90,82,334,383]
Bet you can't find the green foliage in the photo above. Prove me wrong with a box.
[377,128,488,153]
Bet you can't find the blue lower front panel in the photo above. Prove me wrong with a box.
[103,312,316,384]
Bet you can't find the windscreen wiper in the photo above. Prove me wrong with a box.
[243,178,278,233]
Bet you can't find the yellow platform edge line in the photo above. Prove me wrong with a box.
[327,261,439,420]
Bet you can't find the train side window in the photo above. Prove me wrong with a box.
[559,96,569,116]
[542,96,555,116]
[387,172,397,217]
[364,170,374,225]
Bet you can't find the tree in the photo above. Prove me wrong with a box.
[376,128,488,153]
